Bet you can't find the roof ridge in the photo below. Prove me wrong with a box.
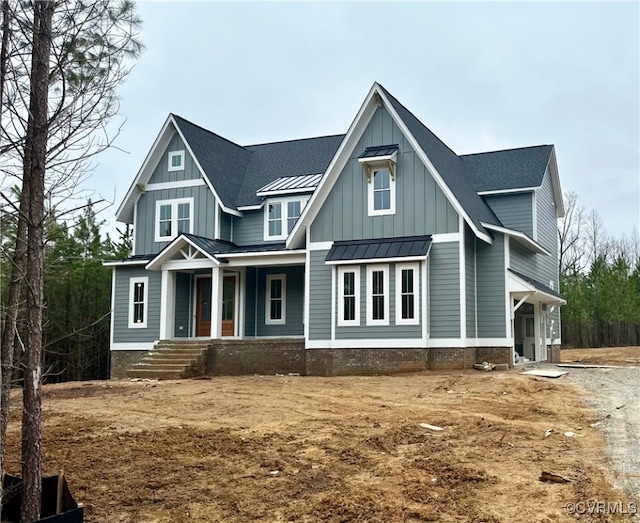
[460,144,553,158]
[170,113,250,154]
[245,133,346,148]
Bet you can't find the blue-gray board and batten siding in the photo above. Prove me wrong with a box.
[310,106,459,244]
[134,133,218,256]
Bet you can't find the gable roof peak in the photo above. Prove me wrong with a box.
[170,113,249,154]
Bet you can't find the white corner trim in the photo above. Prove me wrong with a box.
[459,216,467,340]
[109,267,116,350]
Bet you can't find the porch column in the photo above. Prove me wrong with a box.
[210,266,222,339]
[159,269,176,339]
[533,302,543,361]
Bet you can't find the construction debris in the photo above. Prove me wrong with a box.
[555,363,620,369]
[521,369,569,378]
[540,471,572,484]
[473,362,495,372]
[419,423,444,432]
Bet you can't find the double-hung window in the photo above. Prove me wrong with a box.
[129,277,148,328]
[287,201,301,233]
[366,265,389,325]
[266,274,286,324]
[338,266,360,326]
[155,198,193,242]
[396,263,419,325]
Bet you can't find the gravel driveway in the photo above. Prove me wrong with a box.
[564,366,640,505]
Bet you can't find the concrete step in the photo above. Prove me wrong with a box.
[126,368,184,380]
[140,357,200,366]
[147,350,207,358]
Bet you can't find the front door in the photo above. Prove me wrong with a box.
[221,275,236,337]
[195,277,212,337]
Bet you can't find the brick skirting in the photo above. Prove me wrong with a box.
[111,342,515,378]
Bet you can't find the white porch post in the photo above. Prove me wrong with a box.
[210,266,222,339]
[534,302,542,361]
[159,269,176,339]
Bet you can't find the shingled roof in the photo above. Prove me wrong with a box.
[166,86,553,235]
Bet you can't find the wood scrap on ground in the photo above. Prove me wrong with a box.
[540,471,572,483]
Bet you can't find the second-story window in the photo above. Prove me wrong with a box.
[368,168,396,216]
[155,197,194,242]
[264,196,309,241]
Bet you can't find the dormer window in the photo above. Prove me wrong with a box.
[263,195,310,241]
[359,144,398,217]
[168,150,185,172]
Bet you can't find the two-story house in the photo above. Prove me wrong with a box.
[106,82,565,378]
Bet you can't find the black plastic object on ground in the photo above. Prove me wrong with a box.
[1,473,83,522]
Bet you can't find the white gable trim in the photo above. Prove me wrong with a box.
[477,187,537,196]
[115,115,241,225]
[481,222,551,256]
[145,234,222,271]
[286,82,492,249]
[546,147,565,218]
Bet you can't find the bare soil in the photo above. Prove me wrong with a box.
[561,346,640,366]
[4,351,639,523]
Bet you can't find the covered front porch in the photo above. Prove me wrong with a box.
[509,269,566,362]
[146,234,306,341]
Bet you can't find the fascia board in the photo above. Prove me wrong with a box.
[170,116,242,217]
[376,88,493,245]
[481,222,551,256]
[115,115,175,223]
[286,83,382,249]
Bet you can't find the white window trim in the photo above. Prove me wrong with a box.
[366,265,389,326]
[167,150,185,172]
[396,262,420,325]
[154,197,194,242]
[128,277,148,329]
[265,274,286,325]
[337,266,360,327]
[367,168,396,216]
[263,195,310,241]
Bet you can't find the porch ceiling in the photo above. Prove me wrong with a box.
[508,269,566,305]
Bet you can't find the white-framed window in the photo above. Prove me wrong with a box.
[129,277,148,328]
[396,263,419,325]
[366,265,389,325]
[154,197,194,242]
[368,168,396,216]
[266,274,286,324]
[263,196,310,240]
[338,266,360,326]
[168,150,185,172]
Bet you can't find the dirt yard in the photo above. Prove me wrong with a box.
[3,348,639,523]
[561,346,640,366]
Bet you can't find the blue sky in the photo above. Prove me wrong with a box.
[93,1,640,240]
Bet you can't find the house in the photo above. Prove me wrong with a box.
[105,82,566,378]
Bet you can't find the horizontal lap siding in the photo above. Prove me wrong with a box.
[174,272,192,337]
[112,266,161,343]
[232,210,278,246]
[309,251,331,340]
[535,169,560,287]
[465,227,477,340]
[476,233,506,338]
[220,212,232,242]
[244,268,257,337]
[429,242,460,338]
[255,266,304,337]
[335,263,422,340]
[310,106,458,244]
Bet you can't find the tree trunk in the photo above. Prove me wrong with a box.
[21,1,54,521]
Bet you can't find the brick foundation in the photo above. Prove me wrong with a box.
[111,342,514,378]
[206,339,306,376]
[110,350,149,379]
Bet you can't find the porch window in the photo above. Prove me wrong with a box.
[155,197,193,242]
[396,263,419,325]
[266,274,286,324]
[338,266,360,326]
[367,265,389,325]
[129,277,148,328]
